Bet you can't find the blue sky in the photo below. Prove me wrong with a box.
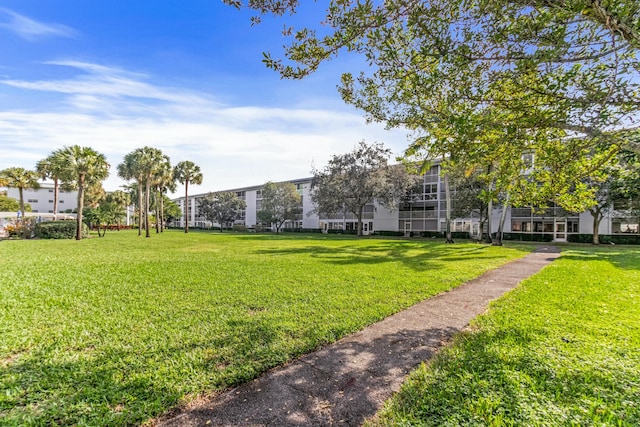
[0,0,407,194]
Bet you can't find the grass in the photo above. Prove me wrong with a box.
[369,245,640,426]
[0,231,530,426]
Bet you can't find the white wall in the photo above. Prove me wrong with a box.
[6,183,78,214]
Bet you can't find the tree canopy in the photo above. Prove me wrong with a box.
[311,141,418,236]
[174,161,203,233]
[54,145,110,240]
[198,191,246,231]
[227,0,640,211]
[257,181,302,233]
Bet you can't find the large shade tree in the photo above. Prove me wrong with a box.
[55,145,110,240]
[174,160,203,233]
[257,182,301,233]
[227,0,640,212]
[311,141,419,236]
[199,191,246,231]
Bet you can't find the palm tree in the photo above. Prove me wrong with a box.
[174,161,203,233]
[35,152,66,220]
[152,156,175,233]
[0,167,40,219]
[105,190,131,230]
[118,147,165,238]
[118,152,145,236]
[55,146,110,240]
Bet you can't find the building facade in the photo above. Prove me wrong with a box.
[171,165,637,241]
[5,182,78,215]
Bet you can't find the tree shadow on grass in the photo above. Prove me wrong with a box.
[253,241,508,272]
[558,246,640,271]
[378,326,639,426]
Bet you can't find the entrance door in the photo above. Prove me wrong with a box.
[554,219,567,242]
[404,221,411,236]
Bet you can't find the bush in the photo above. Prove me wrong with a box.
[327,229,358,234]
[281,227,323,233]
[372,230,405,236]
[501,232,554,242]
[232,224,247,232]
[34,221,88,239]
[568,233,640,245]
[3,218,36,239]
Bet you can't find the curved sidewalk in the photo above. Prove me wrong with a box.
[159,246,561,427]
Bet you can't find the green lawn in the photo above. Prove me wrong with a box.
[370,245,640,426]
[0,231,530,426]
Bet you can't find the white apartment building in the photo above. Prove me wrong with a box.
[5,182,78,215]
[171,164,637,242]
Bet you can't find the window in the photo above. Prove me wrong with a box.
[49,200,54,203]
[27,199,38,203]
[59,200,64,204]
[48,189,54,193]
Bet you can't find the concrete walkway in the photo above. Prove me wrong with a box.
[159,246,561,427]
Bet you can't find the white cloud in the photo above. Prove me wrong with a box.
[0,9,76,41]
[0,61,409,195]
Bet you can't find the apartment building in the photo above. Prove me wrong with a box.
[171,165,637,241]
[5,182,78,215]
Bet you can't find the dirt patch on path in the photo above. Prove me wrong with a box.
[158,246,561,427]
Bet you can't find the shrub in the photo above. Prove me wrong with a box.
[372,230,405,236]
[3,218,36,239]
[568,233,640,245]
[34,221,88,239]
[232,224,247,232]
[327,229,358,234]
[501,232,554,242]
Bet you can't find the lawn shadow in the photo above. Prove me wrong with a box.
[559,246,640,271]
[253,241,507,272]
[383,325,639,425]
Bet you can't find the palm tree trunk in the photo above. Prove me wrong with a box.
[137,185,143,236]
[53,179,59,220]
[185,181,190,233]
[76,177,85,240]
[145,179,151,238]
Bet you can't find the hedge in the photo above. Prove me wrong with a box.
[419,231,470,239]
[371,230,405,236]
[34,221,89,239]
[568,233,640,245]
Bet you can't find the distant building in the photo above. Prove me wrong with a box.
[171,164,638,242]
[5,182,78,214]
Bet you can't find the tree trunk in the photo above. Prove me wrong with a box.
[184,181,190,233]
[591,208,602,244]
[18,187,25,219]
[137,185,143,236]
[53,178,59,220]
[476,205,485,242]
[444,172,454,243]
[493,193,511,246]
[357,206,363,236]
[159,190,164,232]
[145,179,151,238]
[76,176,85,240]
[155,189,160,234]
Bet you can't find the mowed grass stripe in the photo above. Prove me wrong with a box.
[0,231,530,426]
[369,246,640,426]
